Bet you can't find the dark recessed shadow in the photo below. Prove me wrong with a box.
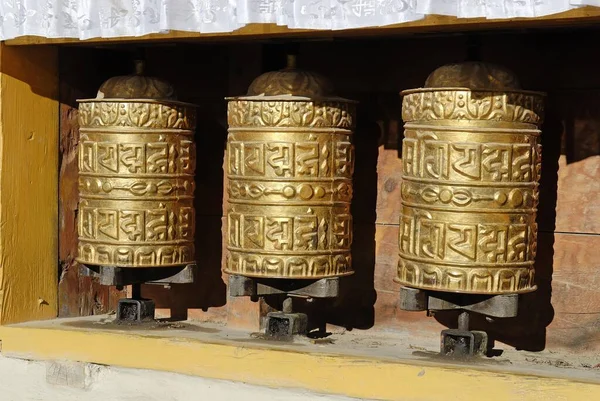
[143,112,228,320]
[561,91,600,164]
[488,348,504,357]
[140,45,232,320]
[320,103,381,331]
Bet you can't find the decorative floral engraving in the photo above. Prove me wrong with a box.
[402,91,544,124]
[78,102,196,130]
[227,100,355,129]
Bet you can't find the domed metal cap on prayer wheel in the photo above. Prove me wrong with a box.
[423,61,522,90]
[224,55,357,279]
[76,61,197,268]
[397,62,545,294]
[96,60,177,100]
[246,55,335,98]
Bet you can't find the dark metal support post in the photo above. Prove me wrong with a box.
[400,287,502,357]
[116,283,155,323]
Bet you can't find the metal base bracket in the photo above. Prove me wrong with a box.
[228,275,339,299]
[265,312,308,339]
[441,329,488,357]
[81,264,196,287]
[116,298,155,322]
[399,286,519,318]
[400,287,510,358]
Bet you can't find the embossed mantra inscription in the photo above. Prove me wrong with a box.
[224,100,356,278]
[76,101,197,268]
[398,89,545,294]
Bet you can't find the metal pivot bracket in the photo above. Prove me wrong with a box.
[117,298,155,322]
[116,283,155,323]
[81,264,197,287]
[229,276,337,339]
[228,275,339,299]
[400,287,514,357]
[399,286,519,318]
[265,297,308,339]
[440,311,488,357]
[441,329,488,357]
[265,312,308,339]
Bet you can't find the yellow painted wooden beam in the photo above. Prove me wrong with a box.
[0,325,598,401]
[0,44,59,324]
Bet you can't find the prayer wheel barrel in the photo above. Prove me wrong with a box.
[77,61,197,268]
[397,62,545,294]
[224,55,357,279]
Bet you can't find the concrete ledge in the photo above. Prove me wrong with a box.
[0,318,599,401]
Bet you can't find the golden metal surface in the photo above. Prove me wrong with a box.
[76,70,197,268]
[224,57,356,279]
[246,55,334,98]
[96,61,176,100]
[424,61,521,90]
[397,63,545,294]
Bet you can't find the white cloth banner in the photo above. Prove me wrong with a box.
[0,0,591,40]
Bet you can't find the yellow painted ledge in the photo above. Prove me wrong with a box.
[0,325,598,400]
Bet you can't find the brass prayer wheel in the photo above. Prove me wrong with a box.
[76,61,197,268]
[224,55,356,279]
[397,62,545,294]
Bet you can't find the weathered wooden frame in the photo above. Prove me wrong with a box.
[0,44,58,324]
[0,7,599,324]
